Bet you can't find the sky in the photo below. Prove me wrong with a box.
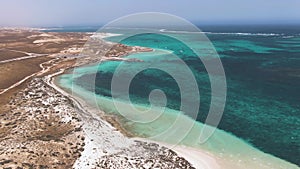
[0,0,300,27]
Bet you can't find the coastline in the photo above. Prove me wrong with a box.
[43,32,223,168]
[50,69,221,169]
[52,32,300,169]
[1,29,298,168]
[55,71,300,169]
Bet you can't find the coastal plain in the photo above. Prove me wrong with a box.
[0,28,88,168]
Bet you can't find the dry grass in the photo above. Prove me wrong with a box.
[29,116,74,142]
[0,127,11,141]
[0,49,27,61]
[0,56,51,89]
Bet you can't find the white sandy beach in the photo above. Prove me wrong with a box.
[47,70,220,168]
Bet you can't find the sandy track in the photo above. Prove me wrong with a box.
[0,50,47,64]
[0,56,58,95]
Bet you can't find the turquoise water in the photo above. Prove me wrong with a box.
[57,27,300,167]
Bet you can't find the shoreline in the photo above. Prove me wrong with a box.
[46,32,223,168]
[52,32,299,169]
[57,73,300,169]
[49,70,222,169]
[51,31,297,169]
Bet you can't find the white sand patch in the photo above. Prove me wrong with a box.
[90,32,122,39]
[134,138,221,169]
[172,146,221,169]
[28,33,53,38]
[33,38,65,44]
[39,33,53,37]
[61,47,83,54]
